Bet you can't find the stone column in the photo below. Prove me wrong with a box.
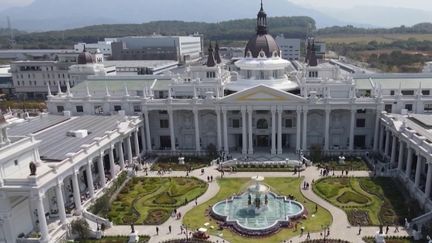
[36,195,50,242]
[271,107,276,155]
[425,161,432,198]
[193,108,200,152]
[143,110,152,152]
[117,142,125,170]
[384,130,390,157]
[126,135,133,163]
[71,170,82,214]
[302,108,308,150]
[379,124,385,153]
[86,161,95,198]
[241,107,247,155]
[324,108,330,151]
[216,108,222,151]
[390,135,397,165]
[397,141,405,171]
[55,182,67,225]
[222,108,229,153]
[140,125,146,154]
[97,153,106,187]
[296,108,301,152]
[247,107,253,155]
[134,130,140,157]
[349,109,355,151]
[373,112,380,151]
[109,145,116,178]
[415,153,422,186]
[168,109,176,151]
[277,107,283,155]
[406,147,413,178]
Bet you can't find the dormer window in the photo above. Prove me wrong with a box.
[246,51,253,58]
[259,51,266,58]
[308,71,318,78]
[272,51,279,58]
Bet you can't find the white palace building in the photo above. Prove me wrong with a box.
[2,2,432,242]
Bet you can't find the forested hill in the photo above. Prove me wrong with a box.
[316,23,432,36]
[1,16,315,49]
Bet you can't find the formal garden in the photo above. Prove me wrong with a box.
[314,156,370,171]
[313,177,422,226]
[150,156,211,171]
[363,236,423,243]
[183,177,332,243]
[72,236,150,243]
[104,177,208,225]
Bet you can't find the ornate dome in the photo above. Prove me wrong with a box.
[245,34,280,58]
[77,47,95,65]
[244,1,280,58]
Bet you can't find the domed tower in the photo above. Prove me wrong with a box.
[244,1,281,58]
[77,46,95,65]
[226,1,298,92]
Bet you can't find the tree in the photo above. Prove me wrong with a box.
[71,218,91,240]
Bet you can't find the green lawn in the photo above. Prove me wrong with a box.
[74,236,150,242]
[183,177,332,243]
[107,177,208,225]
[314,177,422,226]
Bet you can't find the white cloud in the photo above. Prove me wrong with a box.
[0,0,34,11]
[287,0,432,11]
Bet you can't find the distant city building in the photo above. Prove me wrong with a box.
[10,50,114,99]
[102,60,179,75]
[74,40,114,56]
[111,35,203,64]
[275,35,301,60]
[0,49,78,61]
[0,65,13,95]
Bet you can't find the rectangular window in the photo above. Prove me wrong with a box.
[76,105,83,113]
[390,90,395,95]
[356,119,366,128]
[285,119,293,128]
[95,105,103,114]
[384,104,392,113]
[424,104,432,112]
[405,104,413,111]
[133,105,141,112]
[232,119,240,128]
[357,109,366,113]
[401,90,414,95]
[114,105,122,111]
[422,90,430,95]
[57,106,64,113]
[160,119,169,128]
[159,110,168,114]
[206,72,215,78]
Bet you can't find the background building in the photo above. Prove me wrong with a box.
[111,35,202,64]
[275,35,301,60]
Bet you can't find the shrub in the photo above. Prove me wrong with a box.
[71,218,91,240]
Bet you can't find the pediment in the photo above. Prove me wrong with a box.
[220,85,304,103]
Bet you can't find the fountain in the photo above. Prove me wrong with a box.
[211,176,305,236]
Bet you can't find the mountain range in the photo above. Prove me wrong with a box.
[2,0,432,31]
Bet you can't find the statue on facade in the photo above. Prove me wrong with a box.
[29,161,37,176]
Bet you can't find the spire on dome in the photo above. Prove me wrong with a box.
[256,0,268,35]
[206,41,216,67]
[308,39,318,67]
[305,38,311,63]
[214,42,222,64]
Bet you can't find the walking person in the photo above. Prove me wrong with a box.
[394,224,399,233]
[195,198,198,206]
[385,225,389,234]
[358,225,362,235]
[169,225,172,234]
[156,226,159,235]
[306,232,310,240]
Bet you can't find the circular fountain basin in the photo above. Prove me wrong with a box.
[212,192,304,235]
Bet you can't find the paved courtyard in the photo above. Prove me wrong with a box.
[100,164,410,243]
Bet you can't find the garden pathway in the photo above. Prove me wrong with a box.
[101,165,411,243]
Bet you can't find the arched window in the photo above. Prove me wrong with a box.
[257,119,268,129]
